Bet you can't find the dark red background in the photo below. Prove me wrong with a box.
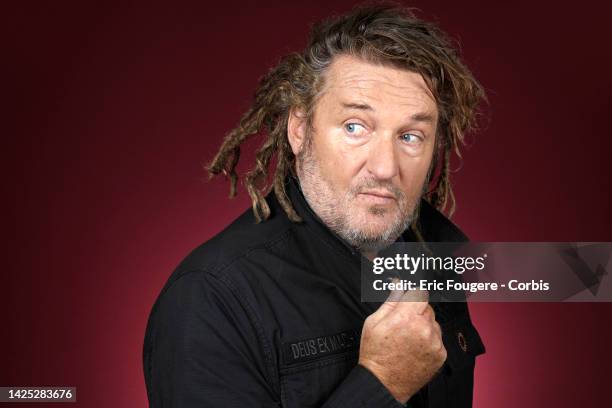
[3,1,612,406]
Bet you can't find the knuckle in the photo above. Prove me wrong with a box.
[365,313,380,324]
[392,311,409,327]
[431,339,443,355]
[419,325,432,339]
[396,310,410,322]
[439,345,448,361]
[363,316,377,331]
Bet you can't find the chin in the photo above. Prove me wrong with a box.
[351,220,394,238]
[363,210,399,225]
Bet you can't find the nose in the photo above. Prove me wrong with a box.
[366,133,399,181]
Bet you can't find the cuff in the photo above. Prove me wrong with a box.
[322,364,406,407]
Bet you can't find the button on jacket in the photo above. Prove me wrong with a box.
[143,176,486,407]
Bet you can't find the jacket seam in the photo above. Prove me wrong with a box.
[144,269,206,402]
[213,271,282,400]
[206,228,293,277]
[151,230,292,398]
[148,269,281,402]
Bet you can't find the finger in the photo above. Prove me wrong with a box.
[375,278,405,318]
[401,288,429,303]
[398,288,429,315]
[421,304,435,321]
[432,322,444,349]
[433,321,442,339]
[386,278,406,302]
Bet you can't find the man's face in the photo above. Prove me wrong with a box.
[290,54,438,253]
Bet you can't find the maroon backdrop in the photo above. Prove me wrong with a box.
[4,1,612,406]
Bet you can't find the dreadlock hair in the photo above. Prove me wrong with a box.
[207,2,485,225]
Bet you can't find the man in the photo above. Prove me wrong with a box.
[143,4,486,407]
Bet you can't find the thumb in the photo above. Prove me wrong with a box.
[375,278,404,318]
[399,288,429,315]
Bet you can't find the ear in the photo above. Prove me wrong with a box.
[287,107,308,155]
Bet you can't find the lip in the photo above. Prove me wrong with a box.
[359,190,396,199]
[358,190,396,204]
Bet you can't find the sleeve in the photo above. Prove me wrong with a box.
[143,270,406,408]
[143,271,280,407]
[321,364,407,408]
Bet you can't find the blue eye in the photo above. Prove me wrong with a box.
[400,133,422,143]
[345,123,365,133]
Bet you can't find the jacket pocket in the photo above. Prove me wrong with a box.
[278,328,361,408]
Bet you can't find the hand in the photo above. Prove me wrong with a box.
[358,284,447,404]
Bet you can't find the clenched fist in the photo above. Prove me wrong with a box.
[358,286,447,404]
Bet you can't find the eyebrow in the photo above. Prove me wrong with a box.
[341,102,374,111]
[410,112,436,124]
[340,101,436,124]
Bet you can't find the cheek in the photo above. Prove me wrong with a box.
[314,132,365,184]
[398,156,432,194]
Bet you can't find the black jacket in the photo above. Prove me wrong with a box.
[143,176,486,407]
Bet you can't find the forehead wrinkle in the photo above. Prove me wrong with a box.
[332,73,436,107]
[319,58,438,120]
[334,82,437,118]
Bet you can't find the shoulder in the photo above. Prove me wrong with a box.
[143,200,291,355]
[167,198,293,284]
[143,198,291,348]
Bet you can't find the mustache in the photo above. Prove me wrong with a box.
[350,179,405,200]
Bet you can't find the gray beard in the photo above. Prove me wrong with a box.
[295,139,420,254]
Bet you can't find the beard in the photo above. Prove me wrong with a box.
[296,136,422,254]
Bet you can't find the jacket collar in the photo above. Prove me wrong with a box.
[284,175,468,261]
